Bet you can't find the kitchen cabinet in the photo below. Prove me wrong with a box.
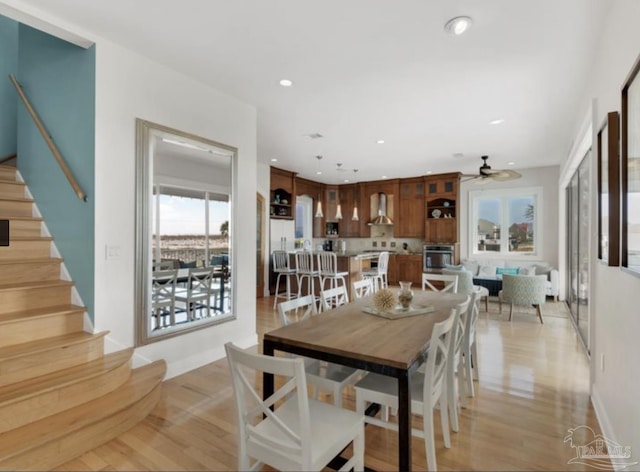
[424,172,460,243]
[270,167,296,220]
[395,254,423,286]
[396,178,425,238]
[425,217,457,243]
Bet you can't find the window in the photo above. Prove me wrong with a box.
[152,185,230,269]
[469,187,541,256]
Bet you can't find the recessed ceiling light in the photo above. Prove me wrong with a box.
[427,171,433,175]
[377,140,385,144]
[316,171,322,175]
[381,175,388,179]
[507,161,515,166]
[444,16,473,35]
[490,119,505,125]
[279,79,293,87]
[344,179,350,183]
[270,158,278,162]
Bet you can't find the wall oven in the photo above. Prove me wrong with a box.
[423,244,455,271]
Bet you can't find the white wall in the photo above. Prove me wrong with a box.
[257,161,271,297]
[94,42,258,378]
[566,0,640,458]
[2,1,259,379]
[459,165,560,269]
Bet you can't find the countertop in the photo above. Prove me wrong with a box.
[286,250,422,258]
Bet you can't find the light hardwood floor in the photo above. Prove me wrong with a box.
[56,297,607,471]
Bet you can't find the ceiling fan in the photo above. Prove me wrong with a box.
[462,155,521,183]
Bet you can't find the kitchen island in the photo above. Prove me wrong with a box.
[270,250,384,301]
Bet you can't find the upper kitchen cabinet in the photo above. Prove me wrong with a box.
[396,177,425,238]
[270,167,296,220]
[424,172,460,198]
[424,172,460,243]
[340,183,361,238]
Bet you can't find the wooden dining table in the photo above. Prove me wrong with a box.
[262,289,468,471]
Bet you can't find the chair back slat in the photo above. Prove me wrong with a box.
[317,252,338,276]
[352,279,373,299]
[320,285,349,311]
[272,250,292,272]
[295,251,316,274]
[278,294,317,326]
[422,273,459,293]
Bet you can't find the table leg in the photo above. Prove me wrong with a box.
[262,340,275,411]
[398,372,412,471]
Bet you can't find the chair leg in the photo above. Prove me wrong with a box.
[485,296,488,312]
[536,304,544,324]
[423,404,438,472]
[471,340,479,381]
[509,303,514,321]
[499,297,502,313]
[459,356,468,409]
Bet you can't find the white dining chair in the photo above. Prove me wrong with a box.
[225,342,365,472]
[319,285,349,312]
[460,289,482,406]
[174,267,214,320]
[151,269,177,329]
[354,298,469,472]
[352,278,373,299]
[422,272,459,293]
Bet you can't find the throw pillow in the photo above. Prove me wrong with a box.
[496,267,519,275]
[519,266,536,276]
[478,265,497,277]
[533,263,551,277]
[462,259,479,276]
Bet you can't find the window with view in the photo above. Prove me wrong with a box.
[470,188,541,256]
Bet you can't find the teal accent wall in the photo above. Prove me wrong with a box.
[0,16,18,157]
[17,24,95,321]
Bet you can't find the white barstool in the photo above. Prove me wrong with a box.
[272,250,297,309]
[317,252,349,293]
[362,251,389,292]
[295,251,321,305]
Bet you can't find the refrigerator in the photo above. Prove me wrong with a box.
[269,219,296,293]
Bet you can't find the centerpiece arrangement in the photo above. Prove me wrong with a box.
[365,284,433,319]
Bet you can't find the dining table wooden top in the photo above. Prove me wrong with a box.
[263,289,469,371]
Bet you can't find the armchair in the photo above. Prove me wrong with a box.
[498,274,547,324]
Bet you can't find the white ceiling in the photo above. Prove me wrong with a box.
[11,0,610,184]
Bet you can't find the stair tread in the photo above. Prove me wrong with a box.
[0,330,107,360]
[0,280,73,291]
[0,348,132,405]
[0,215,42,221]
[0,257,62,266]
[0,360,166,461]
[0,196,33,203]
[0,304,85,324]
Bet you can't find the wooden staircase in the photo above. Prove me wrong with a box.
[0,164,166,470]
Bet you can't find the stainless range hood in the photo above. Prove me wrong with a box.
[369,192,394,225]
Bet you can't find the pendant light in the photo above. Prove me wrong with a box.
[314,155,324,218]
[352,169,359,221]
[335,203,343,220]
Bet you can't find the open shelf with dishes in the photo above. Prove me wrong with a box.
[426,198,456,219]
[270,188,293,219]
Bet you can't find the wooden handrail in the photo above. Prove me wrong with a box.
[0,153,17,165]
[9,74,87,202]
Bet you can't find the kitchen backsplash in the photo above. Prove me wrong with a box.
[311,237,424,254]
